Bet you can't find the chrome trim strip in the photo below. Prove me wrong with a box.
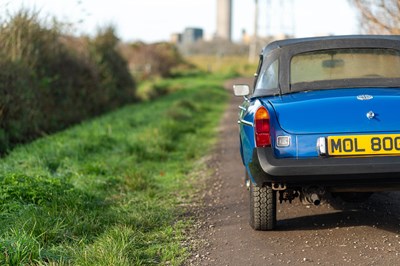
[238,119,253,127]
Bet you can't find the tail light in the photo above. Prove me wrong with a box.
[255,106,271,147]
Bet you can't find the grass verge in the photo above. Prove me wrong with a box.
[0,73,228,265]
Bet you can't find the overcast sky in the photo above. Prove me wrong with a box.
[2,0,359,42]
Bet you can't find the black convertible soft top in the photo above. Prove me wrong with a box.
[252,35,400,97]
[263,35,400,54]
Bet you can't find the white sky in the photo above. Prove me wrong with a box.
[1,0,359,43]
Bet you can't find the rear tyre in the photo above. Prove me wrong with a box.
[249,181,277,231]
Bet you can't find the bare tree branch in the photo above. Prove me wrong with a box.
[350,0,400,34]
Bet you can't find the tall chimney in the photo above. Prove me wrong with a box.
[216,0,232,41]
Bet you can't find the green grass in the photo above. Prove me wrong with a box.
[0,73,229,265]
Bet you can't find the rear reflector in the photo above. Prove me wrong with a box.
[277,136,290,147]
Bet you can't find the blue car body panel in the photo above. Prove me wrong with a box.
[266,88,400,135]
[243,88,400,160]
[241,87,400,176]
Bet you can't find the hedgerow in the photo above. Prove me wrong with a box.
[0,10,136,153]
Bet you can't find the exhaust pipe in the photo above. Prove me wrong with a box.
[310,193,321,206]
[301,187,325,205]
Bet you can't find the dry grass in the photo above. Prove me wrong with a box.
[186,55,258,78]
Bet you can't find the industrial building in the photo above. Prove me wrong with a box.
[216,0,232,41]
[182,28,204,44]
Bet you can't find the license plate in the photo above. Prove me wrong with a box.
[327,134,400,156]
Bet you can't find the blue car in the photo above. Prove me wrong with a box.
[234,35,400,231]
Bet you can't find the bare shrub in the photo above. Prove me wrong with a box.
[120,42,187,80]
[350,0,400,34]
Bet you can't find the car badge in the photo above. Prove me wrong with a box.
[366,111,375,120]
[357,95,373,101]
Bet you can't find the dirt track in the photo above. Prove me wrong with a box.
[189,78,400,265]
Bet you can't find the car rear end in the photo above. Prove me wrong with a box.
[254,46,400,187]
[236,36,400,230]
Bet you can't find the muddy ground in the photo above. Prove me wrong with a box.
[188,78,400,265]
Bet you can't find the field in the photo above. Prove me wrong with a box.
[0,73,229,265]
[186,55,258,78]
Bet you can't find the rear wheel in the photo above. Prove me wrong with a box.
[249,181,277,230]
